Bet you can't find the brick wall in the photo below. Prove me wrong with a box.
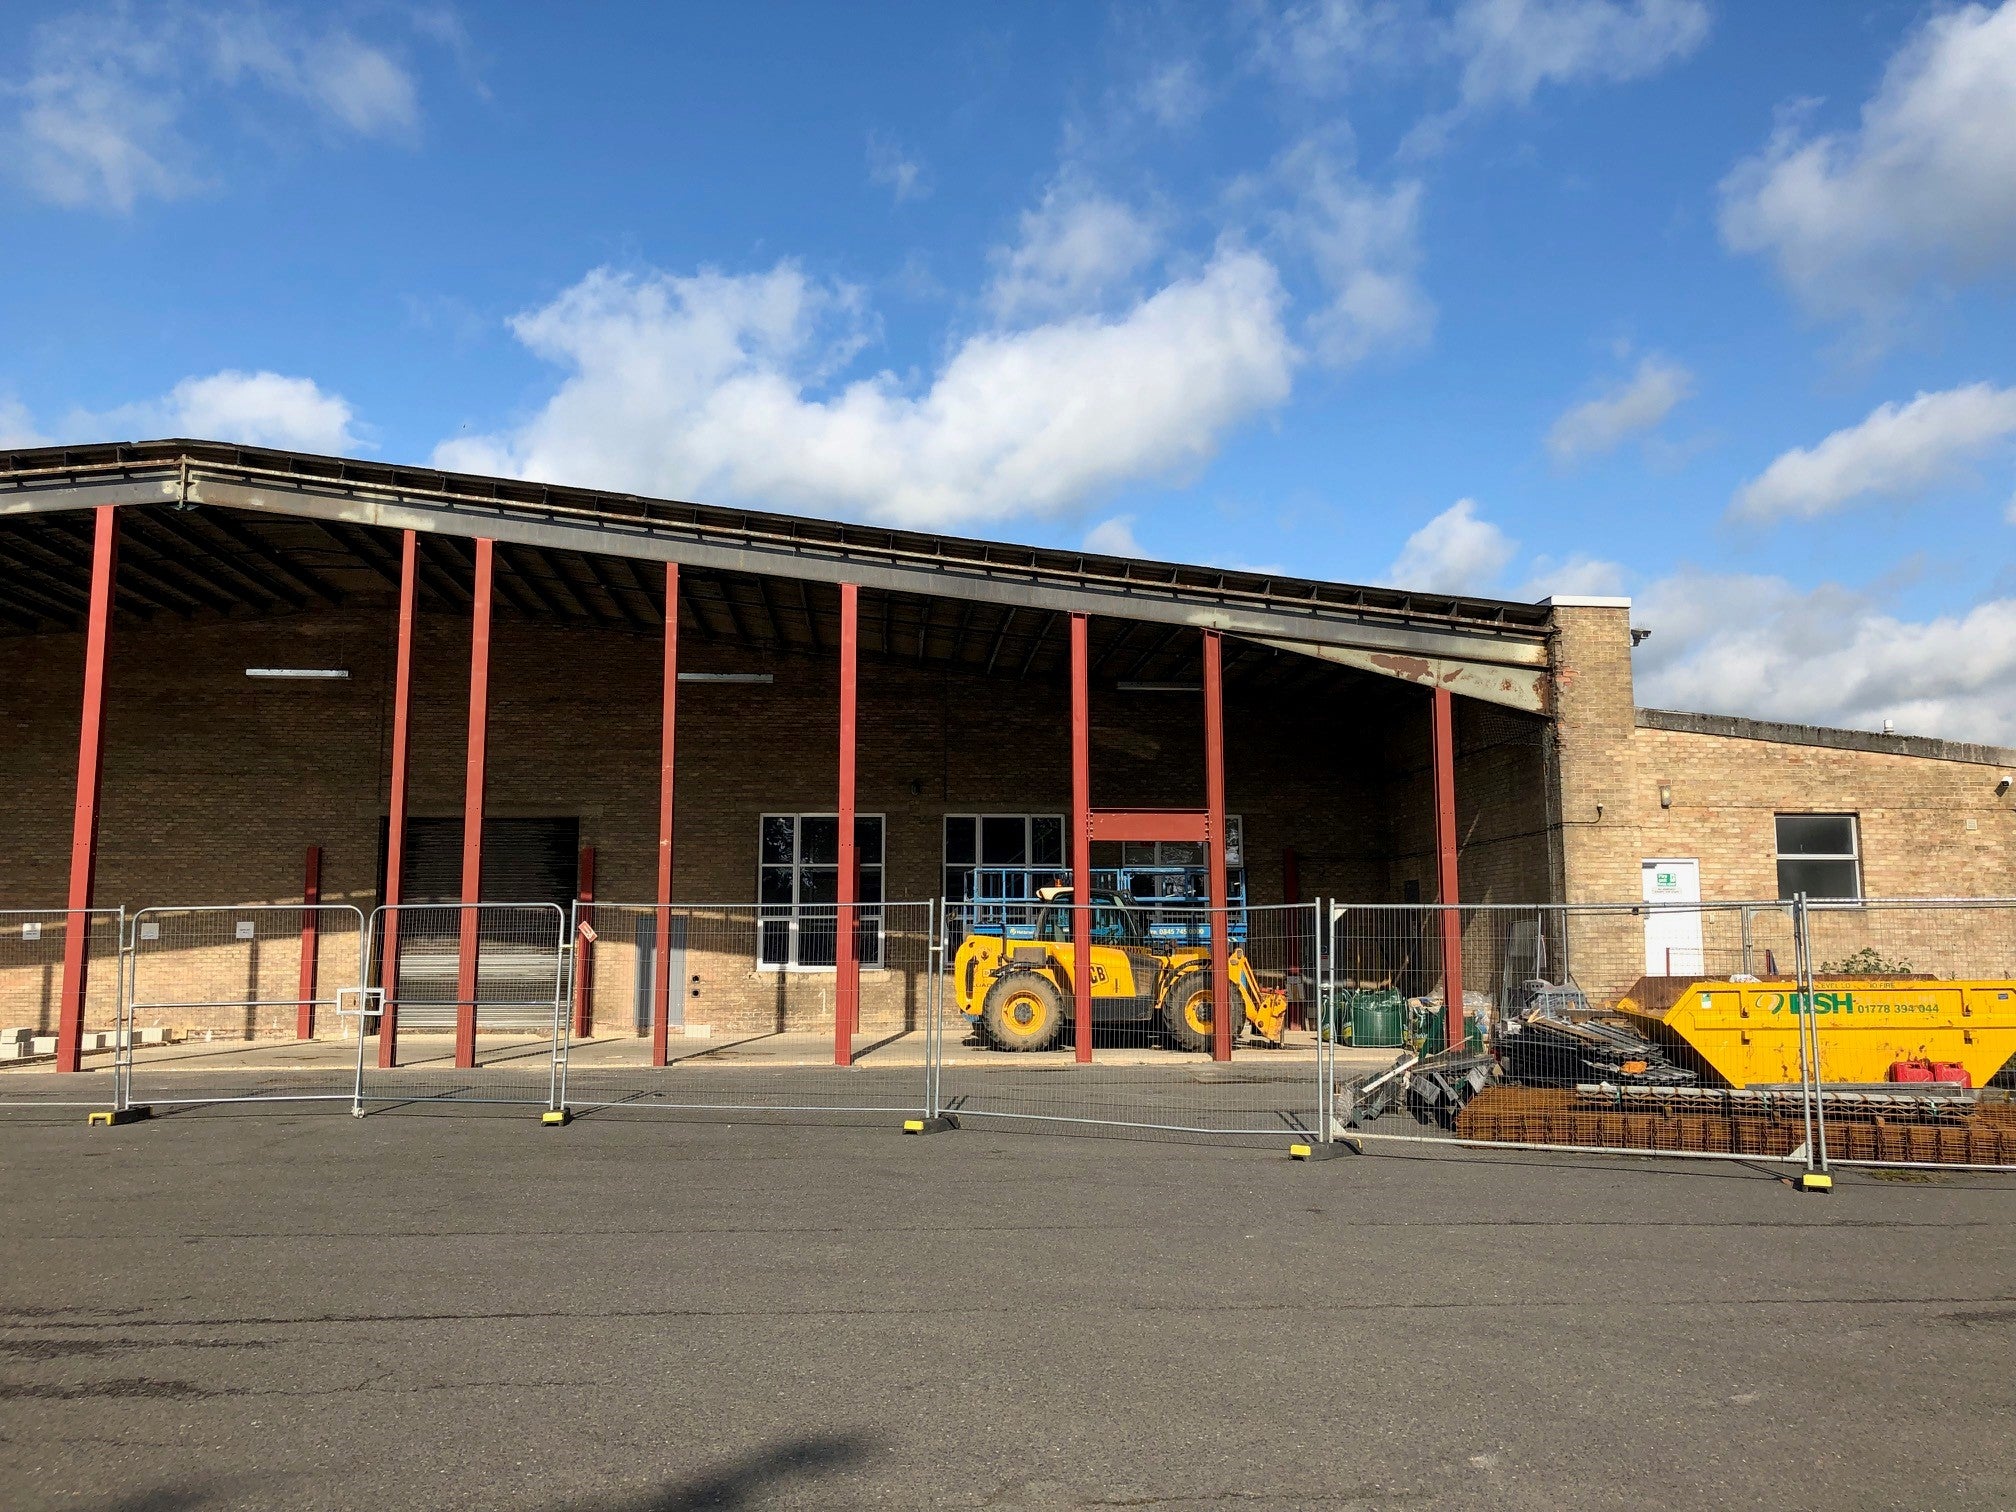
[1546,601,2016,1000]
[2,598,1435,1036]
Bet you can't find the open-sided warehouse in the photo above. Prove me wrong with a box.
[2,440,2013,1136]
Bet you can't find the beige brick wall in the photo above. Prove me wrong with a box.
[2,598,1448,1036]
[1546,601,2016,1002]
[12,591,2002,1038]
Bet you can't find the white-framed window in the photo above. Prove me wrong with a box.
[1775,814,1861,901]
[758,814,884,969]
[943,814,1065,905]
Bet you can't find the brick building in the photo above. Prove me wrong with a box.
[3,441,2012,1060]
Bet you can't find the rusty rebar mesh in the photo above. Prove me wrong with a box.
[1453,1086,2016,1164]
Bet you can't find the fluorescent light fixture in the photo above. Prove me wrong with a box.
[1116,680,1200,692]
[677,672,773,684]
[245,668,350,679]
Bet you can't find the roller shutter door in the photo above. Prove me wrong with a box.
[379,818,579,1029]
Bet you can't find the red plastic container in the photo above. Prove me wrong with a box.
[1887,1059,1973,1087]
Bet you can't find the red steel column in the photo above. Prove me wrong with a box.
[651,564,679,1067]
[1431,685,1464,1054]
[1203,631,1232,1062]
[453,538,494,1070]
[572,846,596,1039]
[834,583,860,1067]
[56,505,118,1074]
[1070,613,1092,1063]
[296,846,322,1040]
[377,530,418,1069]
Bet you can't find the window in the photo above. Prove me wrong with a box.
[943,814,1065,906]
[1775,814,1861,901]
[1119,816,1243,872]
[758,814,884,969]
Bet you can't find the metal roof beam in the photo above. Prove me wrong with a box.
[201,508,345,605]
[165,473,1547,669]
[131,510,300,611]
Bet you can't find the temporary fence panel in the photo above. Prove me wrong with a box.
[359,903,567,1107]
[556,901,935,1120]
[1790,897,2016,1171]
[932,900,1325,1139]
[123,904,368,1108]
[1324,901,1823,1168]
[0,908,124,1108]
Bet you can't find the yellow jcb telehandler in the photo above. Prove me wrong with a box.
[952,887,1287,1052]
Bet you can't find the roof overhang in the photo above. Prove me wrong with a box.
[0,441,1554,713]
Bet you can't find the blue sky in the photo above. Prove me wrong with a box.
[4,1,2015,740]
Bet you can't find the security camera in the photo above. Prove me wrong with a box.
[1998,775,2013,797]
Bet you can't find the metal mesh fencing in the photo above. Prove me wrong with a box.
[123,904,368,1108]
[1788,898,2016,1171]
[1325,901,1820,1168]
[359,903,567,1107]
[0,908,124,1108]
[555,901,935,1120]
[932,900,1324,1139]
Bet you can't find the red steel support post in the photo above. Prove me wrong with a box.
[57,505,118,1074]
[572,846,596,1039]
[377,530,418,1069]
[1431,685,1464,1055]
[835,583,860,1067]
[296,846,322,1040]
[1070,613,1092,1063]
[1203,631,1232,1062]
[453,538,494,1071]
[652,564,679,1067]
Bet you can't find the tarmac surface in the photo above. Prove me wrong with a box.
[1,1105,2012,1510]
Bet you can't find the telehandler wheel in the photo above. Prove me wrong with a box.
[981,973,1067,1052]
[1162,968,1236,1053]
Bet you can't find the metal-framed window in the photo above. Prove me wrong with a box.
[942,814,1066,906]
[758,814,884,969]
[1117,816,1243,872]
[1775,813,1861,901]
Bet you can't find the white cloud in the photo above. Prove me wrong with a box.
[1733,382,2016,523]
[1446,0,1710,108]
[1251,1,1411,93]
[1520,552,1627,599]
[1634,570,2016,745]
[1385,498,1517,593]
[1133,60,1210,129]
[8,5,423,212]
[1546,354,1693,463]
[1718,2,2016,321]
[1085,515,1144,557]
[77,370,359,453]
[0,398,54,449]
[986,179,1162,321]
[435,249,1296,531]
[1252,0,1707,112]
[1271,137,1433,365]
[866,131,928,203]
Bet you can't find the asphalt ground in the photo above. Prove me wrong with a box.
[1,1106,2013,1511]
